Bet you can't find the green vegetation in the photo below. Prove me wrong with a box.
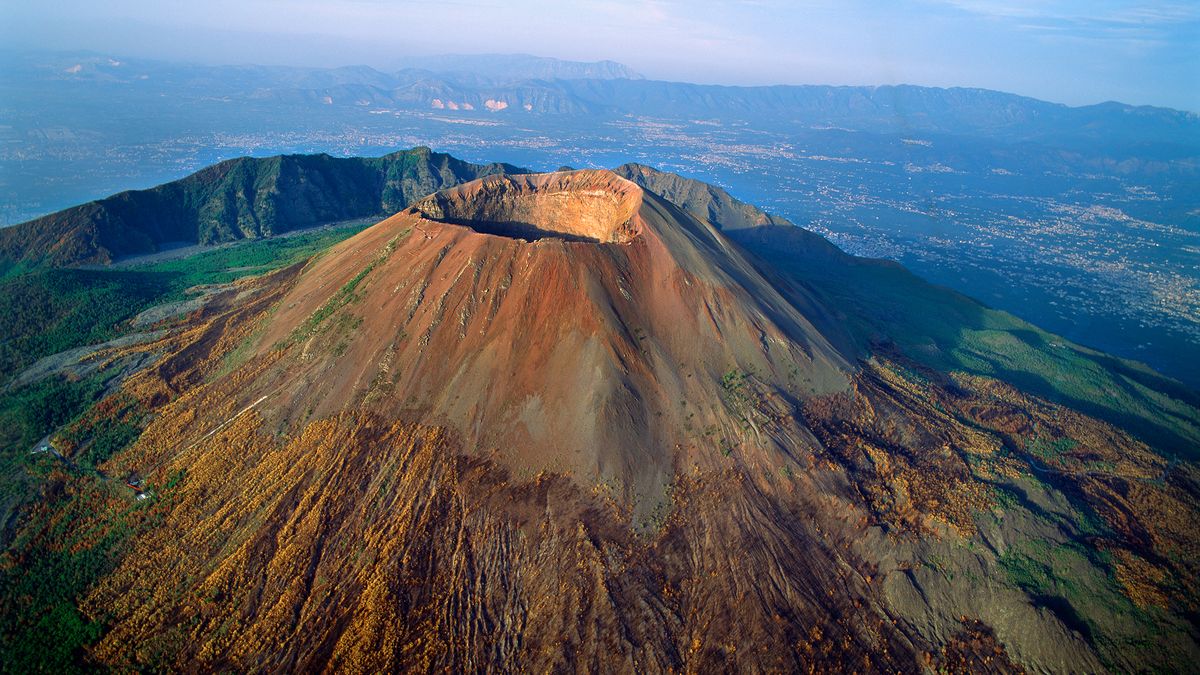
[720,369,749,398]
[0,375,110,527]
[0,370,160,672]
[0,223,367,384]
[1026,434,1079,463]
[0,269,167,381]
[0,375,108,463]
[0,471,180,674]
[0,377,102,452]
[289,265,374,345]
[999,538,1154,665]
[990,484,1021,511]
[60,393,148,471]
[213,327,266,380]
[137,224,367,287]
[0,374,148,504]
[720,370,750,415]
[283,230,407,347]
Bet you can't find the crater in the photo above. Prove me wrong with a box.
[411,170,643,243]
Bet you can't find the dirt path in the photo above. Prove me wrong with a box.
[187,394,270,451]
[143,393,273,479]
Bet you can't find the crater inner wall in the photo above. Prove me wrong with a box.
[412,171,643,243]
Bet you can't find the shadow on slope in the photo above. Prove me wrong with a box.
[730,225,1200,458]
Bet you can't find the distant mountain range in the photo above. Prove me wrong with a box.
[6,51,1196,151]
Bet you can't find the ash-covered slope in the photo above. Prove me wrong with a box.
[63,169,1200,672]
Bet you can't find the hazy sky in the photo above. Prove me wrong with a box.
[4,0,1198,110]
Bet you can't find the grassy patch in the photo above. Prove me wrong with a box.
[283,230,407,348]
[213,327,266,380]
[999,538,1154,663]
[136,223,367,288]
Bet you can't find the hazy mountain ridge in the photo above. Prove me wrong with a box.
[585,82,1200,153]
[7,51,1196,151]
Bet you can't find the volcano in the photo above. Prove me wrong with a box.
[226,170,853,510]
[41,168,1199,672]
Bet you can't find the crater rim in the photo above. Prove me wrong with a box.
[409,170,644,244]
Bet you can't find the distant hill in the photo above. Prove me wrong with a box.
[0,148,524,267]
[9,53,1194,150]
[562,82,1200,150]
[245,78,1200,147]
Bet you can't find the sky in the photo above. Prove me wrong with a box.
[3,0,1198,110]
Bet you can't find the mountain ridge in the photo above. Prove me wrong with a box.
[0,148,524,268]
[8,51,1196,147]
[389,52,644,82]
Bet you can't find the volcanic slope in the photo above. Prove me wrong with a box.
[43,170,1200,672]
